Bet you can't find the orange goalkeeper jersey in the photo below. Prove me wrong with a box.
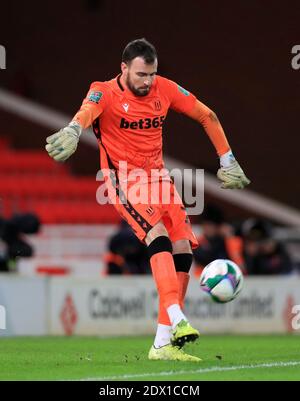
[73,75,197,172]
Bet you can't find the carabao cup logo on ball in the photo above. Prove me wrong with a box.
[199,259,244,303]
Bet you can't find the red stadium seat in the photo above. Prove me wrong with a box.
[0,148,120,223]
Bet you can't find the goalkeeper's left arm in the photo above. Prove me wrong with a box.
[46,84,104,162]
[186,100,250,189]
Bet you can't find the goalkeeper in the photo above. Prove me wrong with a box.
[46,38,250,362]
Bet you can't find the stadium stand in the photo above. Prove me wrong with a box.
[0,136,120,224]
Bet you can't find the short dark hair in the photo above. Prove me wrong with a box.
[122,38,157,65]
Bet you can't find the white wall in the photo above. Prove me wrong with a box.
[0,276,48,336]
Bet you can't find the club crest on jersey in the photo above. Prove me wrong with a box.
[146,206,154,216]
[154,99,162,111]
[122,103,129,113]
[88,91,103,104]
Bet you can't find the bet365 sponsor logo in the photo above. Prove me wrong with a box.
[120,116,165,130]
[292,305,300,330]
[291,45,300,70]
[0,305,6,330]
[0,45,6,70]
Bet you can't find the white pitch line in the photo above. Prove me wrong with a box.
[79,361,300,381]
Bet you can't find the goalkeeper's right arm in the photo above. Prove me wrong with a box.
[46,82,105,162]
[45,122,82,162]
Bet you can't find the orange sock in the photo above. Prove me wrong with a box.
[150,251,179,313]
[157,271,190,325]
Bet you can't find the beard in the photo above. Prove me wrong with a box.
[126,75,150,97]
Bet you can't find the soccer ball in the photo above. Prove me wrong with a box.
[199,259,244,303]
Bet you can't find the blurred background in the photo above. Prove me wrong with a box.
[0,1,300,337]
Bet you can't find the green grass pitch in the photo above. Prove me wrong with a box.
[0,335,299,381]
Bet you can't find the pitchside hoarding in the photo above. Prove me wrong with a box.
[1,275,299,335]
[49,276,300,336]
